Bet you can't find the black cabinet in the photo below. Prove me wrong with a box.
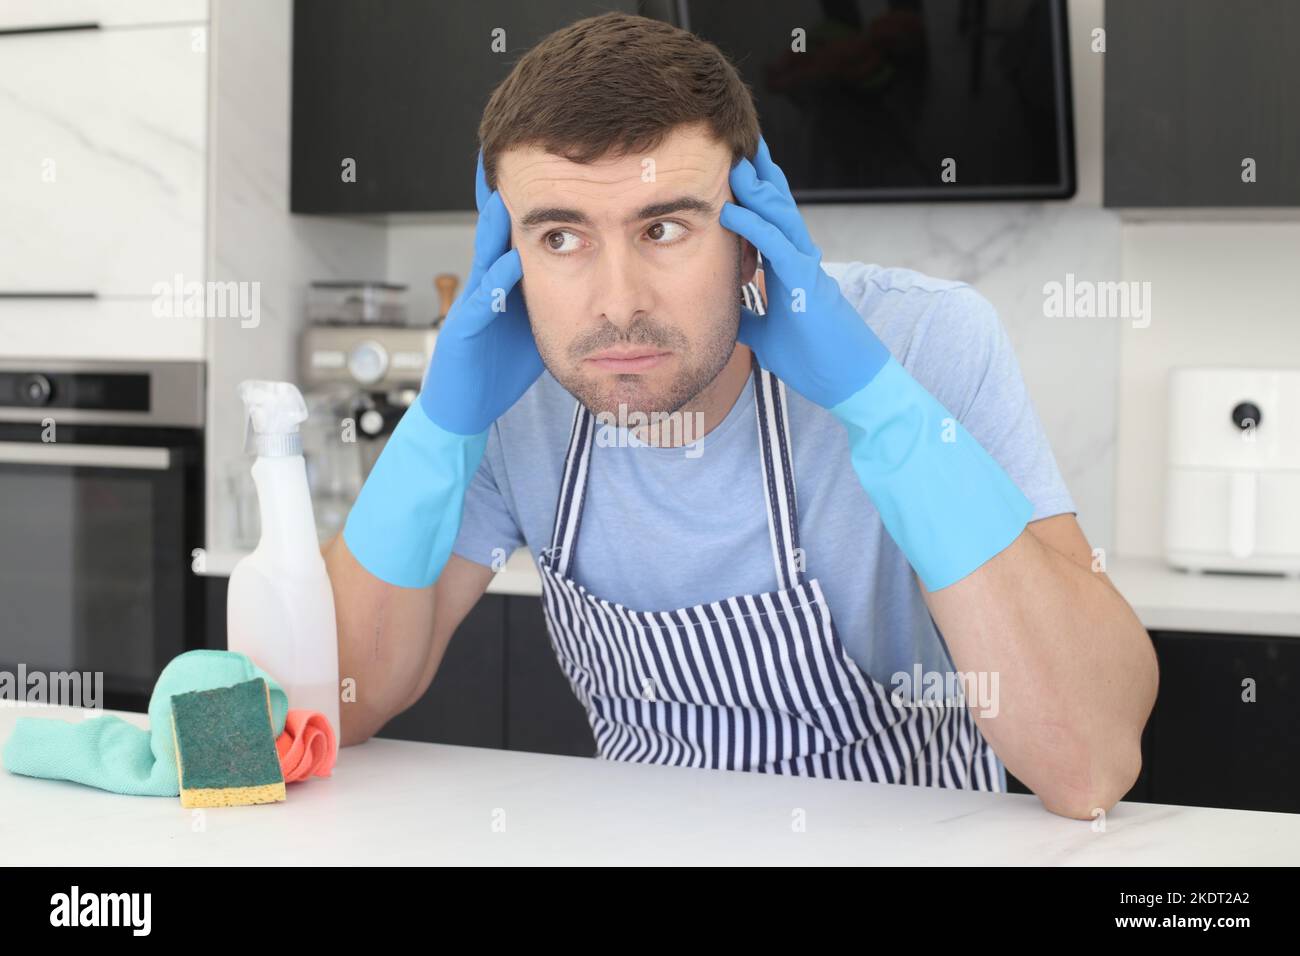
[504,595,595,757]
[290,0,636,214]
[1146,630,1300,813]
[377,593,595,757]
[376,594,506,748]
[1104,0,1300,207]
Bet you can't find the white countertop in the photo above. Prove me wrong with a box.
[3,704,1298,865]
[1106,554,1300,638]
[197,545,543,596]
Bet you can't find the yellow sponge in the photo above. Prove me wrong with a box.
[171,678,286,808]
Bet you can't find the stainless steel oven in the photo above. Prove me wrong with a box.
[0,359,206,712]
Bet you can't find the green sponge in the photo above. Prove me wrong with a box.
[170,678,286,808]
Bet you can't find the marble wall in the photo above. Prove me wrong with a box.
[1116,221,1300,559]
[205,0,387,556]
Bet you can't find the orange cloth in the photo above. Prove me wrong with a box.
[275,709,336,783]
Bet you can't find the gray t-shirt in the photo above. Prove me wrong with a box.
[452,262,1076,777]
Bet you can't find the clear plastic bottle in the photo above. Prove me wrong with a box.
[227,380,340,756]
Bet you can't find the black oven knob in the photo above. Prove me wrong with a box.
[1231,401,1262,431]
[20,373,52,405]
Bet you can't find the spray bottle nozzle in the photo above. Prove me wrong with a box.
[239,380,309,458]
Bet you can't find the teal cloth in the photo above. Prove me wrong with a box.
[2,650,287,797]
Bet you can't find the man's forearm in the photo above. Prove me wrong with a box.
[322,533,438,746]
[920,528,1158,819]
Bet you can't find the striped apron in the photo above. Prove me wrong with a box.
[536,356,1003,790]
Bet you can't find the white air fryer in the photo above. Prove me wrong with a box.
[1165,367,1300,577]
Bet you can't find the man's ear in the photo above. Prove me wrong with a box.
[740,238,758,285]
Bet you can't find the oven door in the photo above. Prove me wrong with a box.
[0,423,204,712]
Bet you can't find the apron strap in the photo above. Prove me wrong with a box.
[751,353,806,590]
[546,398,595,577]
[745,273,807,589]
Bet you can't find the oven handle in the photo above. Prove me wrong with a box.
[0,441,171,470]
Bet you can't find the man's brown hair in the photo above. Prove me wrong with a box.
[477,12,760,191]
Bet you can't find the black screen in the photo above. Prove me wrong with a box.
[682,0,1075,201]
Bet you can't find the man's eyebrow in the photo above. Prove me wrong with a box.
[516,195,716,230]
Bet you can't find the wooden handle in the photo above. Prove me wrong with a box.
[434,273,459,320]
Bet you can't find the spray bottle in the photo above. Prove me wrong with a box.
[228,380,340,754]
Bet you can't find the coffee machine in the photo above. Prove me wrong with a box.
[299,277,459,542]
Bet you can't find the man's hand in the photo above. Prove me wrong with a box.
[342,150,541,589]
[418,150,543,436]
[723,134,1032,596]
[719,136,890,409]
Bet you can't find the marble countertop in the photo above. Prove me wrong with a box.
[3,704,1298,865]
[197,544,542,596]
[1105,554,1300,638]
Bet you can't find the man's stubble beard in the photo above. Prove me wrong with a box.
[524,249,743,418]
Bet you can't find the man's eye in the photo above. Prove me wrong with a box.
[542,221,687,255]
[646,221,688,244]
[543,229,582,255]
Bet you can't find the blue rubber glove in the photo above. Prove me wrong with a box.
[343,152,543,588]
[418,151,544,437]
[720,137,1032,591]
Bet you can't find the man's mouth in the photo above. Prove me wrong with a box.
[584,347,672,373]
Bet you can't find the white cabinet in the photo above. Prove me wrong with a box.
[0,25,206,296]
[0,1,207,30]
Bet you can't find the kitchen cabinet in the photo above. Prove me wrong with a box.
[1104,0,1300,207]
[1146,630,1300,813]
[377,596,507,750]
[289,0,636,214]
[0,1,207,31]
[378,594,595,757]
[505,595,596,757]
[0,24,206,295]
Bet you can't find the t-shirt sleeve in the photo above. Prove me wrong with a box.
[450,422,526,570]
[906,284,1078,522]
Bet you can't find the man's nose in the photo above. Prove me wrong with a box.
[593,244,653,332]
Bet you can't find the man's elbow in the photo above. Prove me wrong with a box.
[339,699,390,748]
[1037,740,1143,820]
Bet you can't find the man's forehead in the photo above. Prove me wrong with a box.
[497,136,731,227]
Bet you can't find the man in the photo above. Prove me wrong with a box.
[327,13,1157,820]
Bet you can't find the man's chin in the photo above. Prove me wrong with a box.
[552,370,682,419]
[586,383,682,420]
